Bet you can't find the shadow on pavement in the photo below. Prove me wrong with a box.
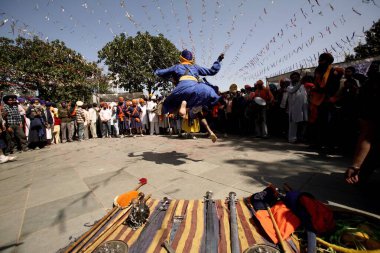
[128,151,203,165]
[0,242,24,251]
[221,141,379,214]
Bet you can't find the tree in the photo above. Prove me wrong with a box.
[0,36,109,101]
[98,32,180,94]
[346,19,380,61]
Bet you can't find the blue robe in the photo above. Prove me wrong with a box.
[154,60,221,114]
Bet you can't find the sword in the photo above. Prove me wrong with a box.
[204,191,218,253]
[146,197,169,225]
[228,192,240,253]
[131,197,170,253]
[170,216,184,243]
[162,213,184,252]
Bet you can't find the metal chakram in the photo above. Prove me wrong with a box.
[124,193,150,230]
[243,244,280,253]
[94,240,129,253]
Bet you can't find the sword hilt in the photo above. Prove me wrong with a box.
[162,240,176,253]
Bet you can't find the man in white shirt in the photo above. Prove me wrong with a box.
[146,96,159,135]
[287,72,309,143]
[88,103,98,138]
[139,98,148,134]
[99,102,112,138]
[83,105,90,140]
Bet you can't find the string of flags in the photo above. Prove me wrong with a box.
[0,0,378,85]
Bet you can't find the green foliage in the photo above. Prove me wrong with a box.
[346,19,380,61]
[98,31,180,94]
[0,36,109,101]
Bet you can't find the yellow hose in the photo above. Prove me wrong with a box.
[317,237,380,253]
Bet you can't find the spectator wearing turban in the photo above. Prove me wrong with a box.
[139,98,148,134]
[147,95,159,135]
[128,99,143,137]
[26,98,47,149]
[287,72,309,143]
[251,80,274,138]
[309,52,344,149]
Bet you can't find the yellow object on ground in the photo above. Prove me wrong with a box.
[317,237,380,253]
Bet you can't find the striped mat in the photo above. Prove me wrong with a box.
[67,199,300,253]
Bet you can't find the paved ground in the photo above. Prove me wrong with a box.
[0,135,379,252]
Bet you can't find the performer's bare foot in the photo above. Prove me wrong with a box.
[179,101,187,117]
[210,132,217,143]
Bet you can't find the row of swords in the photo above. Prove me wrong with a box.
[162,191,279,253]
[92,190,280,253]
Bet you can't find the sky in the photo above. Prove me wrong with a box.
[0,0,379,91]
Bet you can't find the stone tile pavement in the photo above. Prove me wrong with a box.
[0,135,379,252]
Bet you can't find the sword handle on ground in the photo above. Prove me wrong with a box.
[80,179,147,252]
[66,178,146,252]
[162,240,176,253]
[83,205,134,252]
[65,207,119,253]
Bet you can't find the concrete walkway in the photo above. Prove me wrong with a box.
[0,135,379,252]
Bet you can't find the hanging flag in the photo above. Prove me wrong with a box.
[0,18,8,26]
[336,42,343,49]
[352,7,362,15]
[301,8,307,18]
[310,4,315,13]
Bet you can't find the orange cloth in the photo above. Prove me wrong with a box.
[114,190,139,208]
[311,65,332,106]
[309,65,333,123]
[255,201,301,244]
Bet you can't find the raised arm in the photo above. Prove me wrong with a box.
[196,61,221,76]
[154,65,177,79]
[196,53,224,76]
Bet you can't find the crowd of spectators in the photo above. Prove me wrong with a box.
[1,53,379,186]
